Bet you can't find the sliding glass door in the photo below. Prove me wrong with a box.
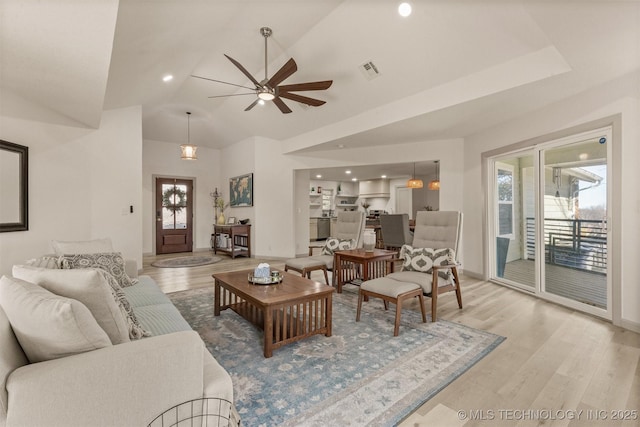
[489,127,611,319]
[492,153,536,291]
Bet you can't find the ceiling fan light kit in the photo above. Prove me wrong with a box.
[192,27,332,114]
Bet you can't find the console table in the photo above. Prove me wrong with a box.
[212,224,251,258]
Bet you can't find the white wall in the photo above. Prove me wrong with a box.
[0,106,143,275]
[462,73,640,329]
[142,139,221,254]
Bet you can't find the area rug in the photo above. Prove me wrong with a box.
[151,255,222,268]
[169,287,504,427]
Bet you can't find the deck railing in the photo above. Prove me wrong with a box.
[525,217,607,274]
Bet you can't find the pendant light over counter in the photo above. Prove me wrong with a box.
[407,162,424,189]
[180,112,197,160]
[428,160,440,190]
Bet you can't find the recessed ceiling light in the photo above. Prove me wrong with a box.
[338,144,345,149]
[351,178,357,182]
[316,174,322,178]
[381,175,387,178]
[345,170,352,174]
[398,2,412,17]
[162,75,174,82]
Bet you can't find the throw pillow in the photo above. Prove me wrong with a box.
[399,245,456,279]
[51,238,114,256]
[0,276,112,363]
[24,255,61,269]
[321,237,356,255]
[11,265,131,344]
[95,270,150,340]
[61,252,137,288]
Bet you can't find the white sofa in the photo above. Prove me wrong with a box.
[0,247,233,427]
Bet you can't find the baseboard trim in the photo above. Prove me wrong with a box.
[619,318,640,334]
[461,269,485,280]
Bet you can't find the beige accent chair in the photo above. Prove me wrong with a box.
[360,211,463,322]
[286,211,365,286]
[379,214,413,250]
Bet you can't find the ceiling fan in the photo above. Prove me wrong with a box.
[191,27,333,114]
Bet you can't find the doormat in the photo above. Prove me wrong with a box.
[151,255,222,268]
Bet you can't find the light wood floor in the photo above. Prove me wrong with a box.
[143,251,640,427]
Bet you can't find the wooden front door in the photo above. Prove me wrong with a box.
[156,178,193,254]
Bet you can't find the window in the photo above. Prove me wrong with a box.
[496,163,514,238]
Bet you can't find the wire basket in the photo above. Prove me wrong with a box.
[148,398,241,427]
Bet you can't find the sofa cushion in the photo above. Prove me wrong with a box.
[122,276,191,336]
[0,304,28,421]
[51,238,114,256]
[0,276,111,363]
[61,252,137,288]
[98,271,150,340]
[12,265,131,345]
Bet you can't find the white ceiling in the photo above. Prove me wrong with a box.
[1,0,639,162]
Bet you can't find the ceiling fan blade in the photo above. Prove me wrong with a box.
[208,93,256,99]
[224,54,261,87]
[191,75,256,91]
[278,80,333,92]
[266,58,297,88]
[273,97,292,114]
[244,99,260,111]
[279,92,326,107]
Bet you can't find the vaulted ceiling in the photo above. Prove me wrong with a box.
[1,1,638,155]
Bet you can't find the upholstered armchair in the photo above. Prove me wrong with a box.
[361,211,463,322]
[303,211,366,285]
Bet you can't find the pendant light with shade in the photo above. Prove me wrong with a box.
[407,162,424,189]
[180,112,198,160]
[428,160,440,190]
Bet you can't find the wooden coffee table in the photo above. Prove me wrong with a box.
[213,269,334,358]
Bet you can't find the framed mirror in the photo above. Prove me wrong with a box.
[0,140,28,232]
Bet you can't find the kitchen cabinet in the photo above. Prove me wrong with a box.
[309,218,318,240]
[359,179,390,198]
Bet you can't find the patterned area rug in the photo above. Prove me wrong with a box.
[151,255,222,268]
[169,286,504,427]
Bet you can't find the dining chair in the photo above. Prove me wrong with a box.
[379,214,413,250]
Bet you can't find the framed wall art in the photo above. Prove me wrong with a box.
[229,173,253,207]
[0,140,28,232]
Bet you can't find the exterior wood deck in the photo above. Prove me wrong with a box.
[501,259,606,308]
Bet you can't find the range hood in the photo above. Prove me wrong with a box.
[359,179,390,198]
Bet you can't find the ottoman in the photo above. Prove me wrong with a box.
[356,277,427,336]
[284,258,330,286]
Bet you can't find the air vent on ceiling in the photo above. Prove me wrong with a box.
[359,61,381,80]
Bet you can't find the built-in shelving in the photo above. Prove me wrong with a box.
[335,194,359,211]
